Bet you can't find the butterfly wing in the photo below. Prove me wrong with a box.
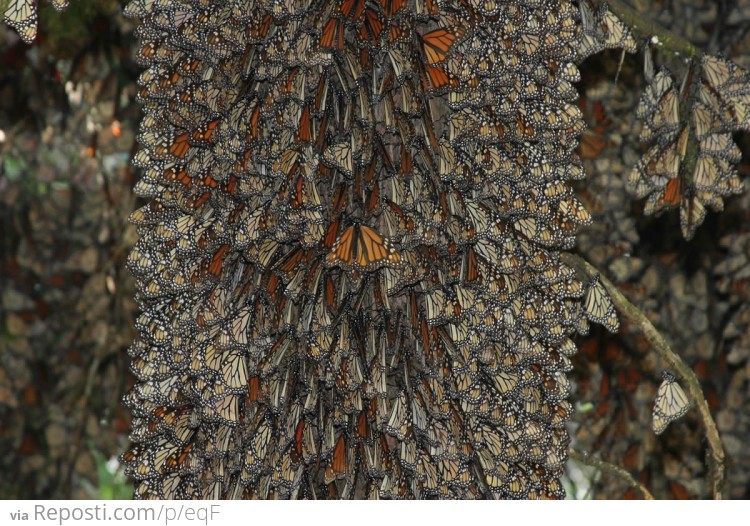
[326,225,356,267]
[421,28,464,65]
[323,142,353,176]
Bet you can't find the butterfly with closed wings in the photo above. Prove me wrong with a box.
[652,371,692,435]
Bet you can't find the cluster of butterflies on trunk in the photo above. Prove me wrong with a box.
[3,0,699,499]
[629,56,749,240]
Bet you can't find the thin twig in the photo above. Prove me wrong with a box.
[561,252,726,499]
[588,0,699,59]
[569,450,655,500]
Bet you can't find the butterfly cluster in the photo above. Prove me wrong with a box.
[122,0,593,500]
[629,56,748,239]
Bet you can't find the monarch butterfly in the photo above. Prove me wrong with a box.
[379,0,407,17]
[417,60,459,93]
[583,274,619,333]
[320,17,345,49]
[638,69,673,115]
[649,176,682,212]
[191,119,220,144]
[325,224,401,273]
[652,371,692,435]
[324,434,347,480]
[358,7,384,47]
[423,288,454,325]
[679,193,706,240]
[385,392,410,440]
[339,0,366,19]
[577,129,607,159]
[558,196,592,225]
[421,28,464,65]
[599,9,637,52]
[323,142,353,176]
[4,0,37,44]
[222,351,249,391]
[702,54,734,91]
[492,371,519,395]
[653,89,680,131]
[168,133,191,158]
[164,443,195,472]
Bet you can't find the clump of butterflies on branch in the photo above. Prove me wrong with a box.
[3,0,744,499]
[578,0,748,240]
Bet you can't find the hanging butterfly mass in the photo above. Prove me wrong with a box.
[120,0,590,500]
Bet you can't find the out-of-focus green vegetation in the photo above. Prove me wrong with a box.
[83,449,132,500]
[0,0,122,52]
[40,0,121,53]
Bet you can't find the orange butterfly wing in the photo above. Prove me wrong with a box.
[421,28,464,64]
[379,0,407,17]
[320,17,345,49]
[169,133,190,158]
[341,0,366,19]
[327,224,356,266]
[359,7,383,46]
[664,177,682,207]
[332,435,347,474]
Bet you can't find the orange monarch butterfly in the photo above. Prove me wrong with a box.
[320,17,345,49]
[417,59,459,93]
[379,0,407,17]
[290,419,305,462]
[421,28,464,65]
[191,118,220,144]
[577,129,608,160]
[325,224,401,273]
[339,0,366,19]
[652,371,692,435]
[168,133,191,158]
[358,6,384,47]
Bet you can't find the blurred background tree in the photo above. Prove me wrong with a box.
[1,0,138,499]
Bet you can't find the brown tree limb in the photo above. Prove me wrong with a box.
[568,450,654,500]
[588,0,699,59]
[561,252,726,499]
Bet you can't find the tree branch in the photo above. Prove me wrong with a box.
[588,0,699,59]
[561,252,726,499]
[569,450,655,500]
